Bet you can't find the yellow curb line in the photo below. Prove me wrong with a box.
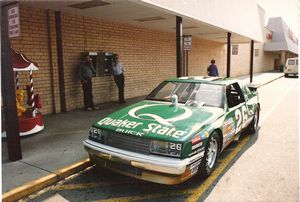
[2,158,93,202]
[186,135,251,201]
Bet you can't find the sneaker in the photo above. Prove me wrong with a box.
[86,107,93,111]
[93,106,100,110]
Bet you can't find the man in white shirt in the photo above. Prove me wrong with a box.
[112,54,126,104]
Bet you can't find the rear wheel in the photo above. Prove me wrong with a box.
[249,108,259,134]
[199,131,220,177]
[284,74,288,78]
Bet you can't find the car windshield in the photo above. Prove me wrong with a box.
[146,81,224,108]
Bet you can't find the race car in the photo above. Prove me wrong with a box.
[84,76,260,185]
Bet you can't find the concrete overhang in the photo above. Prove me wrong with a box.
[20,0,257,44]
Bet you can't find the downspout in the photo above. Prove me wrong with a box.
[55,11,66,112]
[47,9,56,114]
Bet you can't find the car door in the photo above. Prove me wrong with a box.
[223,83,249,146]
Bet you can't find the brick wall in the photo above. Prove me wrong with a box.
[10,7,60,115]
[11,6,224,114]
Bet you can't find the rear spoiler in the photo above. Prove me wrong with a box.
[247,83,260,91]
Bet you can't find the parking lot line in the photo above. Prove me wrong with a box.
[93,188,197,202]
[51,179,139,191]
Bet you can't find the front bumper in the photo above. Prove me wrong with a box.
[84,139,204,185]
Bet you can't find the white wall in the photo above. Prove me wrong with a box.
[142,0,264,42]
[229,43,276,77]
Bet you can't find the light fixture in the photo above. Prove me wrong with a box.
[134,16,166,22]
[69,0,110,9]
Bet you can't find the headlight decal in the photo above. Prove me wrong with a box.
[89,127,105,143]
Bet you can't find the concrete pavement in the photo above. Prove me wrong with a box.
[1,72,284,200]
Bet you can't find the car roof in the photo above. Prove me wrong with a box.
[165,76,240,85]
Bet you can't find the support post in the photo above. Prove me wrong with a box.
[250,40,254,83]
[176,16,183,77]
[1,4,22,161]
[227,32,231,78]
[186,51,189,76]
[55,11,66,112]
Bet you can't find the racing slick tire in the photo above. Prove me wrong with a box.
[248,108,259,134]
[199,131,220,178]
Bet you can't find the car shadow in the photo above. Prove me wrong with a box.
[197,127,260,201]
[23,128,261,202]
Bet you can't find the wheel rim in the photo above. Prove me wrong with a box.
[207,137,218,169]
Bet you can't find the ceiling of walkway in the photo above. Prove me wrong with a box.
[23,0,250,43]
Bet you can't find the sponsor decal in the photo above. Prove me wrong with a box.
[224,117,235,138]
[116,128,144,136]
[98,118,143,129]
[189,154,203,164]
[97,103,193,138]
[192,142,203,150]
[142,123,186,138]
[128,104,192,126]
[200,131,210,140]
[190,160,201,175]
[188,147,204,157]
[191,135,202,145]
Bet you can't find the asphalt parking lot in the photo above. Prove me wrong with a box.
[21,131,253,202]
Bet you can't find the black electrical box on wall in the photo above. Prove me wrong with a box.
[81,51,116,76]
[98,52,114,76]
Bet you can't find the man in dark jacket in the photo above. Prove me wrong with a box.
[207,59,219,76]
[78,54,98,111]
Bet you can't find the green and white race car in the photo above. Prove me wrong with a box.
[84,76,260,185]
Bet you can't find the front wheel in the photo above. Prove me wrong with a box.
[199,132,220,177]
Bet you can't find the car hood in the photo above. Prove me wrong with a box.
[93,100,224,142]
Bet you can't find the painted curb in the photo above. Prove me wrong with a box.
[258,74,284,88]
[2,158,93,202]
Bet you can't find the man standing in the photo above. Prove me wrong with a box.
[78,54,98,111]
[207,59,219,76]
[112,54,126,104]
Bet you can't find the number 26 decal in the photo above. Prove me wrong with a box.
[235,109,242,133]
[235,106,248,133]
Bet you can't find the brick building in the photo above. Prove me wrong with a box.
[3,1,275,115]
